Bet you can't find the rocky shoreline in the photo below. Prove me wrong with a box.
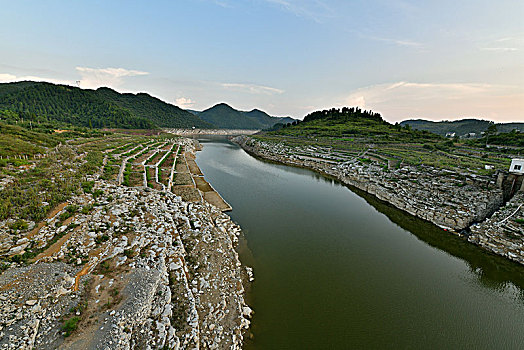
[233,136,524,266]
[0,138,253,349]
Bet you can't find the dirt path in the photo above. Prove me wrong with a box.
[73,261,94,292]
[24,203,68,240]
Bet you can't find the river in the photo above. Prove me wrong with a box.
[194,136,524,349]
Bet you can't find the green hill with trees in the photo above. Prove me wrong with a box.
[192,103,295,129]
[271,107,441,142]
[400,119,524,136]
[0,81,212,129]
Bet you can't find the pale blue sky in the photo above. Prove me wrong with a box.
[0,0,522,122]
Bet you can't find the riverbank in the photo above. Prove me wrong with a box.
[193,137,524,349]
[233,135,524,265]
[0,136,252,349]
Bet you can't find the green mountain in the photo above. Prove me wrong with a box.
[94,87,212,128]
[0,81,212,129]
[400,119,524,136]
[192,103,296,129]
[271,107,441,142]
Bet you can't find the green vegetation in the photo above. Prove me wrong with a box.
[273,107,438,142]
[95,87,212,128]
[256,107,515,174]
[9,225,73,264]
[123,249,135,258]
[401,118,524,137]
[9,219,28,231]
[479,130,524,147]
[62,316,80,337]
[195,103,295,129]
[122,162,132,186]
[0,148,80,222]
[95,234,110,245]
[97,260,111,273]
[81,181,95,194]
[0,82,154,129]
[102,160,119,181]
[0,81,212,129]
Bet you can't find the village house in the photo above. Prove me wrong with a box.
[509,159,524,175]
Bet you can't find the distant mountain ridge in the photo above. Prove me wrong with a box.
[190,103,296,129]
[0,81,290,130]
[0,81,212,129]
[400,119,524,136]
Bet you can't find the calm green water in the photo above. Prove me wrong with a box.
[195,136,524,349]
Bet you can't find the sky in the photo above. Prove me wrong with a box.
[0,0,523,122]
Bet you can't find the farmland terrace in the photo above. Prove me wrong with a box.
[0,132,251,349]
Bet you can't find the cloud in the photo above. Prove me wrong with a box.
[75,66,149,89]
[0,67,149,91]
[263,0,334,23]
[479,35,523,52]
[342,81,524,122]
[211,0,233,8]
[481,47,518,52]
[0,73,72,85]
[221,83,284,95]
[175,97,195,109]
[363,35,424,48]
[0,73,17,82]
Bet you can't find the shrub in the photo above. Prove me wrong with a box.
[99,260,110,272]
[95,234,110,244]
[9,219,28,231]
[123,249,134,258]
[81,181,94,194]
[62,316,80,337]
[80,205,93,215]
[92,189,104,199]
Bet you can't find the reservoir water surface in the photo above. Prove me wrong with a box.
[195,136,524,349]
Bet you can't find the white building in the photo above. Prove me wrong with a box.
[509,159,524,175]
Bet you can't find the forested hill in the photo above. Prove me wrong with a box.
[191,103,295,129]
[0,81,212,129]
[400,119,524,136]
[94,87,212,128]
[270,107,442,142]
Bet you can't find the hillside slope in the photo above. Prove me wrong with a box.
[401,119,524,136]
[272,107,441,142]
[94,87,213,128]
[193,103,295,129]
[0,81,212,129]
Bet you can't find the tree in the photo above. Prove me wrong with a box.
[485,122,497,146]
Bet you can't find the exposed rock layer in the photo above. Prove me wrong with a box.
[0,139,252,349]
[233,136,523,265]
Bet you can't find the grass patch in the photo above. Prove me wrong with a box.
[62,316,80,337]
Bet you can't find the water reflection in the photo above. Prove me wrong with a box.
[195,136,524,349]
[354,187,524,297]
[200,136,524,294]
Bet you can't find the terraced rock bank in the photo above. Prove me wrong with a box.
[234,136,523,265]
[0,138,252,349]
[469,192,524,265]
